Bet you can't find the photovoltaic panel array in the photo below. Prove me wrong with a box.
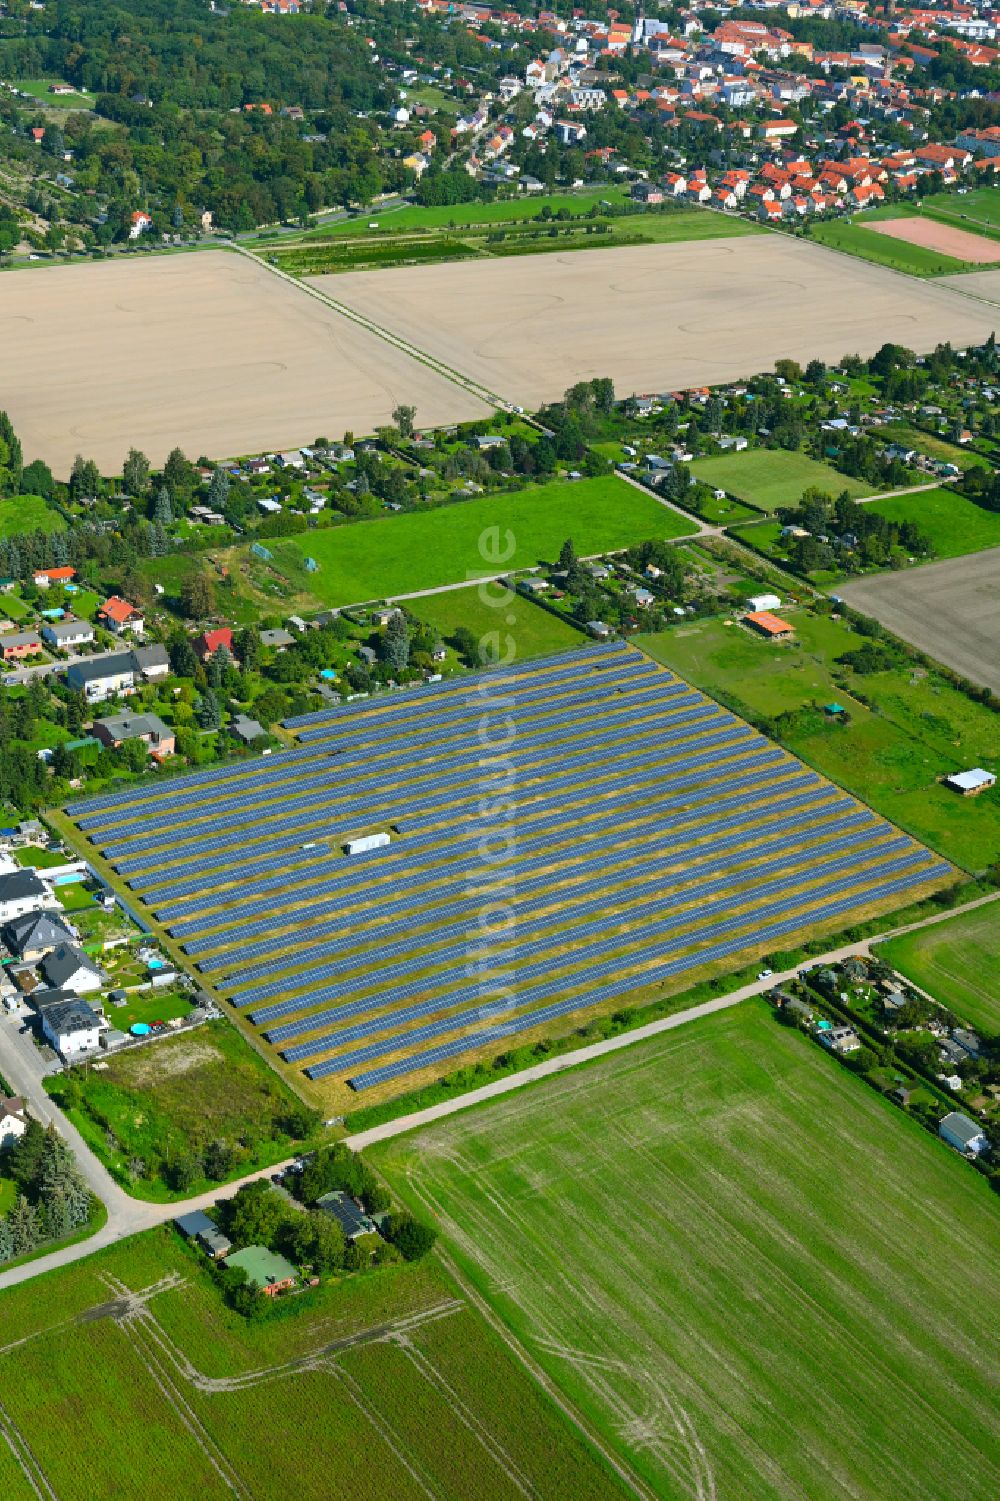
[64,641,949,1094]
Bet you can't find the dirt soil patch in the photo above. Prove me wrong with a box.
[836,546,1000,696]
[865,216,1000,264]
[310,236,999,409]
[0,251,490,475]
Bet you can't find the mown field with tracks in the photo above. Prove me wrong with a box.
[375,1001,1000,1501]
[0,1230,623,1500]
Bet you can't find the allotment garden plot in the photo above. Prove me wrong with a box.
[66,642,949,1106]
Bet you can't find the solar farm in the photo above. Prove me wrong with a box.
[65,642,951,1103]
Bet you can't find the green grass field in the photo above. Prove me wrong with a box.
[304,188,632,237]
[691,450,867,511]
[46,1021,316,1200]
[273,206,759,274]
[808,217,975,277]
[637,612,1000,870]
[375,1002,1000,1501]
[9,78,96,110]
[407,584,585,661]
[879,901,1000,1033]
[879,423,989,473]
[276,477,694,606]
[0,1230,624,1501]
[0,495,65,538]
[867,486,1000,558]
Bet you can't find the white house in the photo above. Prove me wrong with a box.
[65,651,136,703]
[747,593,781,613]
[944,768,996,797]
[42,942,105,994]
[41,619,95,650]
[0,1097,27,1149]
[0,870,57,926]
[939,1111,990,1156]
[39,995,104,1058]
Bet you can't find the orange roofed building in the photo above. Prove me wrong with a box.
[744,610,794,638]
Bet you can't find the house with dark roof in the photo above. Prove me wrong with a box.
[4,909,76,962]
[0,1096,27,1149]
[93,712,175,760]
[132,643,170,680]
[0,870,57,925]
[316,1190,377,1241]
[35,992,104,1057]
[939,1111,989,1156]
[41,942,105,994]
[65,651,136,702]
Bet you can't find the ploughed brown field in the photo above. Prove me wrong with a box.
[309,235,1000,407]
[866,216,1000,263]
[0,251,491,474]
[836,547,1000,697]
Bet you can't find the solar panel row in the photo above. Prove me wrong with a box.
[147,711,746,915]
[256,820,893,1035]
[180,771,835,961]
[85,660,668,838]
[99,696,719,860]
[283,842,921,1065]
[170,764,830,945]
[196,753,805,977]
[343,863,948,1090]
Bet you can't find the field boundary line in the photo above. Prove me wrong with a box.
[229,241,508,412]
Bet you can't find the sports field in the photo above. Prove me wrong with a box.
[62,643,948,1109]
[690,449,866,511]
[375,1002,1000,1501]
[808,218,973,277]
[310,236,999,409]
[866,215,1000,264]
[878,901,1000,1033]
[273,475,692,606]
[638,611,1000,870]
[0,1229,621,1500]
[836,547,1000,698]
[0,252,491,474]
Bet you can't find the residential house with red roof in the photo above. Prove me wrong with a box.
[194,627,234,662]
[98,596,145,638]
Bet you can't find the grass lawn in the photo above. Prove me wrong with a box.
[14,845,67,868]
[375,1001,1000,1501]
[407,584,586,661]
[9,78,96,110]
[0,1176,16,1214]
[56,884,96,913]
[0,495,64,537]
[879,423,989,473]
[0,1228,624,1501]
[275,476,694,606]
[866,486,1000,558]
[637,613,1000,870]
[879,901,1000,1033]
[305,187,632,236]
[691,449,867,511]
[689,489,760,525]
[103,988,194,1031]
[46,1021,318,1200]
[808,218,975,276]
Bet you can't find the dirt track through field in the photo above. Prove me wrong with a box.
[0,251,491,474]
[866,216,1000,263]
[835,547,1000,695]
[310,235,1000,407]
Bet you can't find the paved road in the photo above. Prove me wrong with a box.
[1,889,994,1292]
